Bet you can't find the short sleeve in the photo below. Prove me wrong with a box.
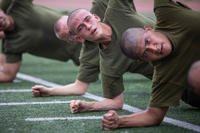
[101,73,124,98]
[77,42,100,83]
[5,53,22,63]
[149,81,183,107]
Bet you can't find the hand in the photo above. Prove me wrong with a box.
[102,110,120,130]
[0,31,5,38]
[32,85,52,97]
[0,10,8,31]
[69,100,89,113]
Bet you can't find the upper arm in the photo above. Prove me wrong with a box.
[107,0,136,12]
[0,60,21,82]
[3,61,21,73]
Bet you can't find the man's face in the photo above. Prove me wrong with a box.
[68,9,102,42]
[135,27,172,61]
[0,10,10,31]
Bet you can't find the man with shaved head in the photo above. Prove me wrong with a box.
[32,0,108,97]
[109,0,200,130]
[67,0,155,114]
[0,0,81,83]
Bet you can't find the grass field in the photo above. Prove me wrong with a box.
[1,0,200,132]
[0,53,200,133]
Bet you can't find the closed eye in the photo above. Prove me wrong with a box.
[141,38,150,59]
[77,24,84,33]
[84,16,91,22]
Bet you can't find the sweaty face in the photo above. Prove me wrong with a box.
[136,29,172,61]
[68,9,101,42]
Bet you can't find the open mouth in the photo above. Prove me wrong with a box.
[160,43,163,54]
[91,28,97,35]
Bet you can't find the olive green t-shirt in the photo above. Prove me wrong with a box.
[101,0,155,98]
[150,0,200,107]
[1,0,81,65]
[0,0,15,11]
[77,0,109,83]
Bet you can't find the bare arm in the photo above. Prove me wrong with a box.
[0,31,5,38]
[70,93,124,113]
[102,107,168,130]
[32,79,89,97]
[0,53,21,82]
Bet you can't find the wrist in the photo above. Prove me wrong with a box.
[118,116,123,128]
[48,88,54,96]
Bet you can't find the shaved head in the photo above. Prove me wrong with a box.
[120,27,145,60]
[54,15,78,44]
[54,15,69,39]
[68,9,87,33]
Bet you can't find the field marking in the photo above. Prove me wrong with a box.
[0,100,71,106]
[13,79,22,83]
[0,89,31,93]
[25,116,102,121]
[16,72,200,132]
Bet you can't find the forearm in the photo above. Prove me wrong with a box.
[85,93,124,111]
[118,107,168,128]
[0,55,9,82]
[0,59,20,82]
[49,79,88,96]
[0,53,6,64]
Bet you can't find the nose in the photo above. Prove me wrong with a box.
[83,22,91,30]
[146,43,159,54]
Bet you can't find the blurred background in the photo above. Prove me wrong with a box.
[34,0,200,13]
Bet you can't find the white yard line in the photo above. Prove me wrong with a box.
[13,79,22,83]
[0,89,31,93]
[25,116,102,121]
[0,101,71,106]
[6,72,197,132]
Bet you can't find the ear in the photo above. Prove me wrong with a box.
[93,14,101,22]
[74,35,85,43]
[143,25,153,31]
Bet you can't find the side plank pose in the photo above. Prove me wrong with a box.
[0,0,81,83]
[32,0,108,97]
[67,0,155,113]
[102,0,200,130]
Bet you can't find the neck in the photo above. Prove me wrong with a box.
[97,23,112,45]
